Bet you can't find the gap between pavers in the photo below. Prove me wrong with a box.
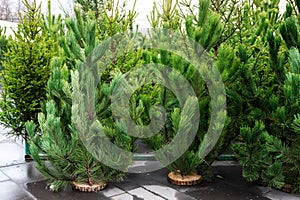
[101,184,126,197]
[143,185,196,200]
[0,162,45,185]
[0,170,9,182]
[110,193,135,200]
[127,187,165,200]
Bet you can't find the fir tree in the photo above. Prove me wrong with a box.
[0,0,56,138]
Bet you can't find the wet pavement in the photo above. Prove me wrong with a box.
[0,125,24,167]
[1,126,300,199]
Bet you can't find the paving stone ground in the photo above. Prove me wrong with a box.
[1,125,300,200]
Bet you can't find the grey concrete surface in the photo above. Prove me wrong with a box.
[0,125,25,167]
[1,127,300,199]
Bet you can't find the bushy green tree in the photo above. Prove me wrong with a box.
[0,0,56,138]
[233,1,300,193]
[0,27,8,72]
[143,0,231,177]
[27,1,139,191]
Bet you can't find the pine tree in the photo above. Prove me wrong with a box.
[26,1,139,191]
[263,3,300,191]
[231,0,287,189]
[143,0,229,177]
[233,1,300,193]
[0,0,56,138]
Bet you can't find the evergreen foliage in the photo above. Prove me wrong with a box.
[27,1,138,191]
[143,0,229,177]
[233,1,300,192]
[3,0,300,193]
[0,27,8,72]
[0,0,56,138]
[75,0,103,18]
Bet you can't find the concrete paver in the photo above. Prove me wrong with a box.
[102,185,125,197]
[144,185,196,200]
[112,179,140,191]
[260,187,300,200]
[0,181,34,200]
[0,125,25,167]
[127,187,165,200]
[0,142,24,166]
[0,170,9,182]
[1,162,44,184]
[110,193,134,200]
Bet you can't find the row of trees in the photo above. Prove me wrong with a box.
[1,0,300,193]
